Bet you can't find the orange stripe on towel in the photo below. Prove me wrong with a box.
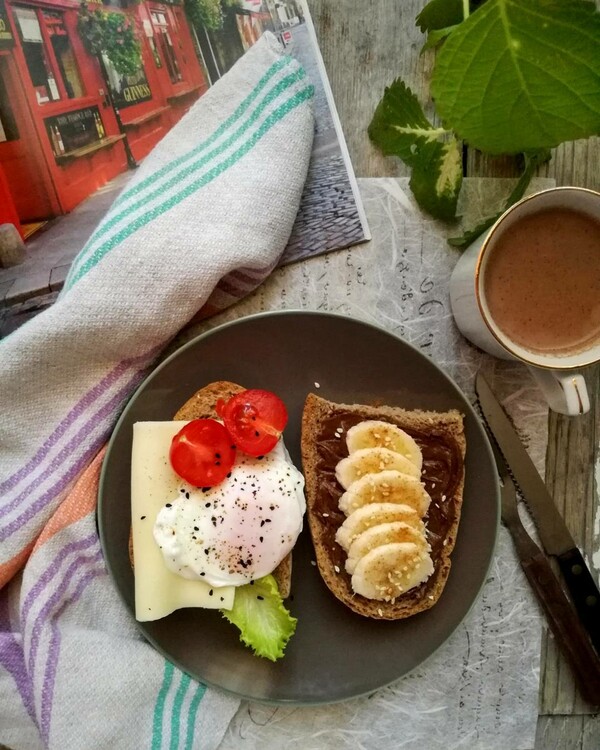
[33,447,107,553]
[0,542,35,589]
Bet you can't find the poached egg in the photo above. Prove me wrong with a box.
[154,439,305,588]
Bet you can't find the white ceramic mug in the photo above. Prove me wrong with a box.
[450,187,600,416]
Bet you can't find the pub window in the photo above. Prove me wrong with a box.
[150,11,183,85]
[0,63,19,142]
[42,11,84,99]
[13,6,84,104]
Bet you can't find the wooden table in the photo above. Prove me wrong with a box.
[308,1,600,748]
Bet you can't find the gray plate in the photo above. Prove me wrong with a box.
[98,310,499,704]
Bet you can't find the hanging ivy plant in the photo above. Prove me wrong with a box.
[78,3,142,77]
[185,0,241,32]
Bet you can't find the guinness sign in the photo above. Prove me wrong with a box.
[110,68,153,110]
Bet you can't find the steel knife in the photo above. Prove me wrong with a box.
[475,371,600,654]
[486,432,600,706]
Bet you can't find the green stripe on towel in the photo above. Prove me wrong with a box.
[69,68,306,279]
[184,682,207,750]
[152,660,174,750]
[170,672,192,750]
[66,85,314,289]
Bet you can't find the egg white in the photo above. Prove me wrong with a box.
[153,440,305,587]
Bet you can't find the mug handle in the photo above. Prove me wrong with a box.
[528,369,590,416]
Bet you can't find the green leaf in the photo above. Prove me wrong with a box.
[368,79,451,165]
[410,138,463,222]
[417,0,464,31]
[448,149,551,247]
[220,575,296,661]
[431,0,600,154]
[369,79,462,221]
[421,25,461,52]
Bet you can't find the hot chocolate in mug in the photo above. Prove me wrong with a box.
[450,187,600,416]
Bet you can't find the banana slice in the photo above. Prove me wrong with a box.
[345,521,429,574]
[351,542,434,601]
[335,448,420,490]
[346,420,422,472]
[338,470,431,516]
[335,502,424,551]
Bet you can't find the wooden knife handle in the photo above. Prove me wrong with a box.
[521,550,600,706]
[556,548,600,655]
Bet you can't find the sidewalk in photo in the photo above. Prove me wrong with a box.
[0,170,133,308]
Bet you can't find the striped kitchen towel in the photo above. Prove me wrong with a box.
[0,31,313,749]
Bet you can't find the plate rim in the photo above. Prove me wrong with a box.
[98,309,501,705]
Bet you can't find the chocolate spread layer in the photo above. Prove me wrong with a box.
[314,412,464,603]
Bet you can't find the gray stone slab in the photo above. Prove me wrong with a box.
[5,270,51,304]
[0,279,15,306]
[49,263,71,292]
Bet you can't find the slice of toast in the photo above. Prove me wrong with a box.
[301,393,466,620]
[130,381,293,598]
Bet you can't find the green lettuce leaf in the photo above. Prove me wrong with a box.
[431,0,600,154]
[220,575,296,661]
[368,79,462,221]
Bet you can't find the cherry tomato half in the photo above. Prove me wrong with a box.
[169,419,236,487]
[216,389,288,457]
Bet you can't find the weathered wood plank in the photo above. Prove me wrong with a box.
[308,0,429,177]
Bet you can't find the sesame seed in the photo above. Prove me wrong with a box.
[334,565,340,573]
[322,512,329,517]
[314,382,320,388]
[311,560,316,566]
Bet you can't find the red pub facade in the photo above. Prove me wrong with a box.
[0,0,208,233]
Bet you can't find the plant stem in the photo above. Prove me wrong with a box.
[462,0,470,19]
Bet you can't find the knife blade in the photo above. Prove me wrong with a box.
[485,431,600,706]
[475,371,600,655]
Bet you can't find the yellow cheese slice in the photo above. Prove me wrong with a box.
[131,421,235,621]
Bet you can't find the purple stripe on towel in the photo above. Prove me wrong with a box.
[0,343,160,498]
[0,592,37,722]
[21,533,98,621]
[40,565,104,745]
[1,368,146,539]
[0,432,108,543]
[27,549,104,677]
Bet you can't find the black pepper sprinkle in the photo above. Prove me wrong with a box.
[231,445,236,450]
[254,431,260,437]
[205,502,211,508]
[140,516,146,520]
[226,472,232,478]
[259,536,263,543]
[194,526,199,531]
[204,549,209,555]
[200,572,205,576]
[166,503,172,508]
[209,590,214,597]
[220,597,224,602]
[257,595,264,600]
[257,456,264,460]
[250,580,254,586]
[202,487,210,493]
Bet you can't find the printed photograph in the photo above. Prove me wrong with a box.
[0,0,369,336]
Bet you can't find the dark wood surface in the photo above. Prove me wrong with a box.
[307,1,600,747]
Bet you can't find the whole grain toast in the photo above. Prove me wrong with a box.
[301,393,466,620]
[129,381,293,598]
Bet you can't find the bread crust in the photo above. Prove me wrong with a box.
[130,381,293,598]
[301,393,466,620]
